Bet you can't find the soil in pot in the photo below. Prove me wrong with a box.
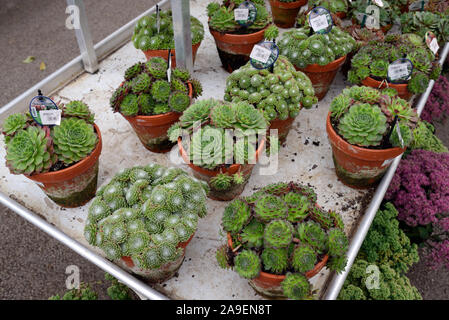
[326,112,405,188]
[269,0,307,28]
[296,55,347,101]
[209,26,268,73]
[26,124,102,208]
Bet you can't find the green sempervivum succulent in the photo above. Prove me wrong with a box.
[400,11,449,44]
[309,0,349,13]
[224,56,317,123]
[52,117,98,165]
[331,85,417,148]
[328,228,349,257]
[410,121,448,153]
[281,273,311,300]
[125,62,143,80]
[120,94,139,116]
[283,192,310,223]
[278,26,355,69]
[349,33,440,94]
[210,173,233,191]
[133,10,204,51]
[234,249,262,279]
[2,113,28,136]
[208,1,271,33]
[5,126,55,175]
[62,101,95,123]
[85,164,208,269]
[221,182,348,299]
[168,91,190,113]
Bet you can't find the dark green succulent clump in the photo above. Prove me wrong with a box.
[2,102,98,175]
[207,0,271,34]
[168,98,267,170]
[110,57,203,116]
[217,182,349,300]
[400,11,449,44]
[224,56,317,122]
[309,0,349,13]
[348,33,441,94]
[132,10,204,51]
[84,164,208,269]
[277,26,356,69]
[330,85,418,148]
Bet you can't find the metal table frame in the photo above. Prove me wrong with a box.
[1,0,448,300]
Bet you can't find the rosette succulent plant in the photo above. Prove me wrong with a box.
[400,11,449,44]
[216,182,349,300]
[309,0,349,14]
[132,10,204,51]
[167,99,267,198]
[110,57,203,117]
[330,85,418,148]
[277,26,356,69]
[348,33,441,94]
[224,56,317,124]
[207,0,271,33]
[2,101,98,175]
[84,164,208,272]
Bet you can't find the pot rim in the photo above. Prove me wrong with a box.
[177,136,266,177]
[208,24,269,44]
[361,76,409,89]
[299,54,347,73]
[326,112,405,160]
[269,0,307,9]
[26,123,102,183]
[142,41,202,55]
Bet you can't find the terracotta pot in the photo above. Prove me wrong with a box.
[178,137,265,201]
[118,233,195,283]
[209,25,268,73]
[269,0,307,28]
[296,55,347,101]
[122,82,193,153]
[227,233,329,298]
[142,41,202,67]
[361,76,413,101]
[269,116,296,144]
[26,124,102,208]
[326,112,405,189]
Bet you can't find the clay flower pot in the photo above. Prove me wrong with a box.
[296,55,347,101]
[268,116,296,144]
[122,82,193,153]
[227,233,329,298]
[118,233,195,283]
[269,0,307,28]
[326,112,405,188]
[142,42,202,67]
[361,76,413,101]
[178,138,265,201]
[26,124,102,208]
[209,26,268,73]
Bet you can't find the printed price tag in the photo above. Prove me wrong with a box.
[235,1,257,27]
[373,0,384,7]
[409,0,427,11]
[234,8,249,21]
[387,59,413,82]
[250,41,279,70]
[308,6,333,34]
[40,109,62,126]
[28,92,60,126]
[250,45,272,64]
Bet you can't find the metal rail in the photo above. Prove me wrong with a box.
[0,193,168,300]
[324,42,449,300]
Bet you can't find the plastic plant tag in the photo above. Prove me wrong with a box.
[387,59,413,83]
[167,49,172,83]
[29,93,60,126]
[235,1,257,27]
[425,31,439,55]
[156,4,160,33]
[250,42,279,69]
[309,6,333,34]
[409,0,427,11]
[395,120,404,148]
[373,0,384,7]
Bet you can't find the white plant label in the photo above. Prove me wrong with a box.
[388,63,410,81]
[167,52,172,83]
[39,109,62,126]
[234,8,249,21]
[250,45,272,64]
[429,38,439,55]
[395,122,404,148]
[310,14,329,32]
[373,0,384,7]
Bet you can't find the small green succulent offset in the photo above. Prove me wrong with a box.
[84,164,208,269]
[224,56,317,122]
[110,57,203,117]
[278,26,356,69]
[330,86,418,148]
[218,182,349,300]
[207,0,271,33]
[348,33,441,94]
[2,101,98,175]
[132,10,204,51]
[309,0,349,13]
